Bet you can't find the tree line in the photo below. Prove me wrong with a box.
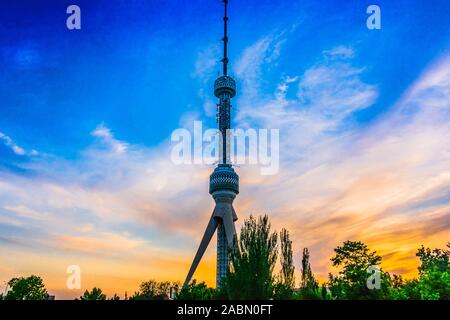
[1,215,448,300]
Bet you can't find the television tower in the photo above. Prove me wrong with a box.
[183,0,239,288]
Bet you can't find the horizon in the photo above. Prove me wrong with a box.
[1,0,450,299]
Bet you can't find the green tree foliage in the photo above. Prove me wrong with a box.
[274,228,295,299]
[392,243,449,300]
[130,280,178,300]
[320,283,334,300]
[2,214,445,301]
[222,215,278,299]
[5,275,48,300]
[279,229,295,289]
[417,244,449,275]
[176,279,215,300]
[416,268,449,300]
[328,241,391,299]
[156,241,450,300]
[298,248,320,299]
[80,287,107,300]
[392,278,421,300]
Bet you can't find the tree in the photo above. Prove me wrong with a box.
[274,229,295,299]
[130,280,178,300]
[389,243,449,300]
[328,241,391,299]
[298,248,320,299]
[416,244,449,275]
[109,293,120,300]
[176,280,215,300]
[222,215,278,299]
[414,243,449,300]
[416,268,450,300]
[320,283,334,300]
[5,275,48,300]
[80,287,106,300]
[279,229,295,289]
[392,278,421,300]
[388,274,416,300]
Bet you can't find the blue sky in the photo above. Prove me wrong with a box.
[1,0,450,298]
[1,0,449,160]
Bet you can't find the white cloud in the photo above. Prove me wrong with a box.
[231,43,450,279]
[298,62,377,117]
[91,123,128,154]
[234,32,288,99]
[193,44,221,82]
[0,31,449,289]
[0,131,37,156]
[3,205,49,220]
[324,46,355,60]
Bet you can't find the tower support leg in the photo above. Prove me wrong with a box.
[217,221,229,288]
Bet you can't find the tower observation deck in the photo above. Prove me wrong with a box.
[183,0,240,289]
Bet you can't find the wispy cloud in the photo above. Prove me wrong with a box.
[232,41,450,279]
[192,44,221,82]
[0,32,449,297]
[323,46,355,60]
[0,131,38,156]
[91,123,128,154]
[234,31,288,99]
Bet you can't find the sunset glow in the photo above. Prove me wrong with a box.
[1,0,449,299]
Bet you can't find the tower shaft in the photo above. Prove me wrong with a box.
[217,0,233,165]
[183,0,239,290]
[218,91,231,165]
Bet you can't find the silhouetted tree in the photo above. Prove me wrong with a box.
[5,275,48,300]
[298,248,320,299]
[177,280,215,300]
[130,280,178,300]
[280,229,295,288]
[328,241,391,299]
[274,228,295,299]
[80,287,106,300]
[109,293,120,300]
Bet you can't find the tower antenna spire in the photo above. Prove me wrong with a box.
[222,0,229,75]
[183,0,239,290]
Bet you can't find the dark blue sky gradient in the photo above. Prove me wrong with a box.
[1,0,450,162]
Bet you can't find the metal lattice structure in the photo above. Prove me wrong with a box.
[183,0,239,289]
